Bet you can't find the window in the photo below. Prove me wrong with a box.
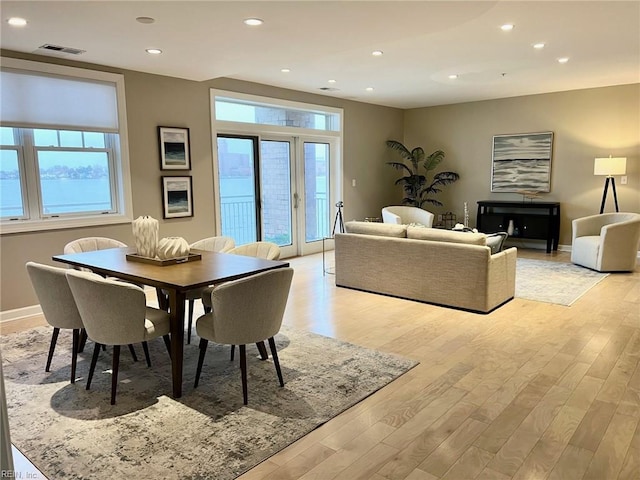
[0,58,133,233]
[214,96,340,131]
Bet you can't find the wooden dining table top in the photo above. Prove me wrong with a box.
[52,247,290,291]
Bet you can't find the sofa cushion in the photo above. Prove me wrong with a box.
[486,232,509,254]
[406,226,487,246]
[344,221,407,238]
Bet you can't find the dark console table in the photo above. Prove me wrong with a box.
[476,201,560,253]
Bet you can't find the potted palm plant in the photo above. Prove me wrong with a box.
[386,140,459,207]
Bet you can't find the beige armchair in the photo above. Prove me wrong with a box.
[382,206,435,227]
[26,262,85,384]
[194,267,294,404]
[66,270,171,405]
[571,212,640,272]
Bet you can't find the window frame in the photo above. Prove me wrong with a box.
[0,58,133,234]
[0,144,29,220]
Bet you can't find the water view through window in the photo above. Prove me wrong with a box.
[0,127,115,218]
[217,137,329,246]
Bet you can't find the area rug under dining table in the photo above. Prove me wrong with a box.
[1,325,417,479]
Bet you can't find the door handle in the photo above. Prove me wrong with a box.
[293,192,299,209]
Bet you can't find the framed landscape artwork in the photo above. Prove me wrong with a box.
[491,132,553,192]
[159,126,190,170]
[162,176,193,218]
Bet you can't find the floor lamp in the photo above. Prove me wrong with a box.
[594,156,626,214]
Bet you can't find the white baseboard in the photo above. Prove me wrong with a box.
[0,305,42,324]
[1,287,158,323]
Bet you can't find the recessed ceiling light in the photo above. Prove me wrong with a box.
[557,57,570,64]
[500,24,514,31]
[244,18,263,26]
[328,79,337,84]
[7,17,27,27]
[371,50,383,56]
[448,74,459,79]
[365,87,374,92]
[136,17,155,24]
[146,48,162,55]
[533,42,546,49]
[280,68,290,73]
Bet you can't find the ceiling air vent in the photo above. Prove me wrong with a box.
[38,44,86,55]
[318,87,339,92]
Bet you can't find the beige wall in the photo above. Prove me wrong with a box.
[402,84,640,246]
[2,50,638,313]
[0,51,403,312]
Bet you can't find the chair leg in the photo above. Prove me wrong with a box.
[163,335,171,358]
[70,329,80,384]
[111,345,120,405]
[46,327,60,372]
[240,345,248,405]
[230,345,235,361]
[142,342,151,367]
[268,337,284,387]
[128,344,138,362]
[156,287,169,311]
[86,343,101,390]
[194,338,209,388]
[187,299,195,344]
[256,341,268,360]
[78,328,88,353]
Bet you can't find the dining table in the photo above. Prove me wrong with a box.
[53,247,290,398]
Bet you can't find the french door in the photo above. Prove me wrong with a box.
[216,134,335,257]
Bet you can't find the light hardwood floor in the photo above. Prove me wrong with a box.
[3,249,639,480]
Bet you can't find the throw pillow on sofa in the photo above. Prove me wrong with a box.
[486,232,509,254]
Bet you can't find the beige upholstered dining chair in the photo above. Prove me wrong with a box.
[66,269,172,405]
[64,236,146,295]
[194,267,294,404]
[227,241,281,260]
[571,212,640,272]
[182,236,235,344]
[26,262,84,384]
[190,236,235,254]
[382,206,435,227]
[63,236,127,254]
[200,241,281,311]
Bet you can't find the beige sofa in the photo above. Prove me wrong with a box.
[334,221,517,313]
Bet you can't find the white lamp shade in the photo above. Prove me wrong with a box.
[594,157,627,176]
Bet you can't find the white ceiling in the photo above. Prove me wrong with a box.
[1,1,639,109]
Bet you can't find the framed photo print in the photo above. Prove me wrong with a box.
[491,132,553,192]
[159,126,190,170]
[162,176,193,218]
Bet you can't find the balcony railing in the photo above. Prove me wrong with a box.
[220,194,329,246]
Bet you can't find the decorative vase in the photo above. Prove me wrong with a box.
[507,219,515,236]
[463,202,469,228]
[157,237,190,260]
[132,215,158,258]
